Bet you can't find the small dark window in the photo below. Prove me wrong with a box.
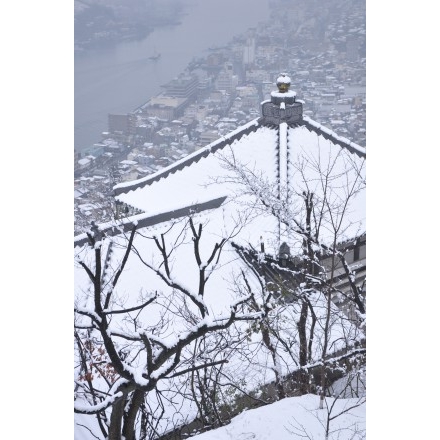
[353,245,360,261]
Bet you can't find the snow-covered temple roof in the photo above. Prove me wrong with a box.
[75,72,365,283]
[75,73,366,255]
[113,74,364,200]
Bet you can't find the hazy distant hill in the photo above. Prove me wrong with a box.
[74,0,184,50]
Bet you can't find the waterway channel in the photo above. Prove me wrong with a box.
[74,0,272,153]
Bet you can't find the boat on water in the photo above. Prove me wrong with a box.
[149,50,161,60]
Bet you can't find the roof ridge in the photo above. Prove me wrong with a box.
[299,116,366,158]
[113,118,262,197]
[112,115,365,198]
[74,196,228,249]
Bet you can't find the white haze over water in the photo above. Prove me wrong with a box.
[74,0,271,151]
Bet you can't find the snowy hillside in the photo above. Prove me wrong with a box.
[184,394,366,440]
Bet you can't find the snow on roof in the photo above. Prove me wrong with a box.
[113,118,261,195]
[74,196,227,249]
[271,90,297,98]
[114,124,279,222]
[120,159,138,165]
[302,116,365,157]
[109,115,365,251]
[75,110,366,307]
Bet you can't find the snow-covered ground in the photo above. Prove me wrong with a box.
[188,393,366,440]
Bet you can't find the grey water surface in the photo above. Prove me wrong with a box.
[74,0,271,152]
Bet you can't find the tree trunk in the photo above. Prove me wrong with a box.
[261,322,285,399]
[297,300,309,394]
[320,244,337,409]
[108,395,126,440]
[123,390,145,440]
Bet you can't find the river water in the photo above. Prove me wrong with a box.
[74,0,272,152]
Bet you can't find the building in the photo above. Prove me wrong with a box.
[215,62,239,94]
[76,70,365,250]
[76,72,365,301]
[108,113,137,136]
[141,94,188,121]
[162,72,199,99]
[243,29,256,66]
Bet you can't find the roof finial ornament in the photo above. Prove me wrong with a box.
[276,73,291,93]
[259,72,303,126]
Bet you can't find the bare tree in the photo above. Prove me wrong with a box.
[214,141,366,402]
[74,216,274,440]
[286,372,366,439]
